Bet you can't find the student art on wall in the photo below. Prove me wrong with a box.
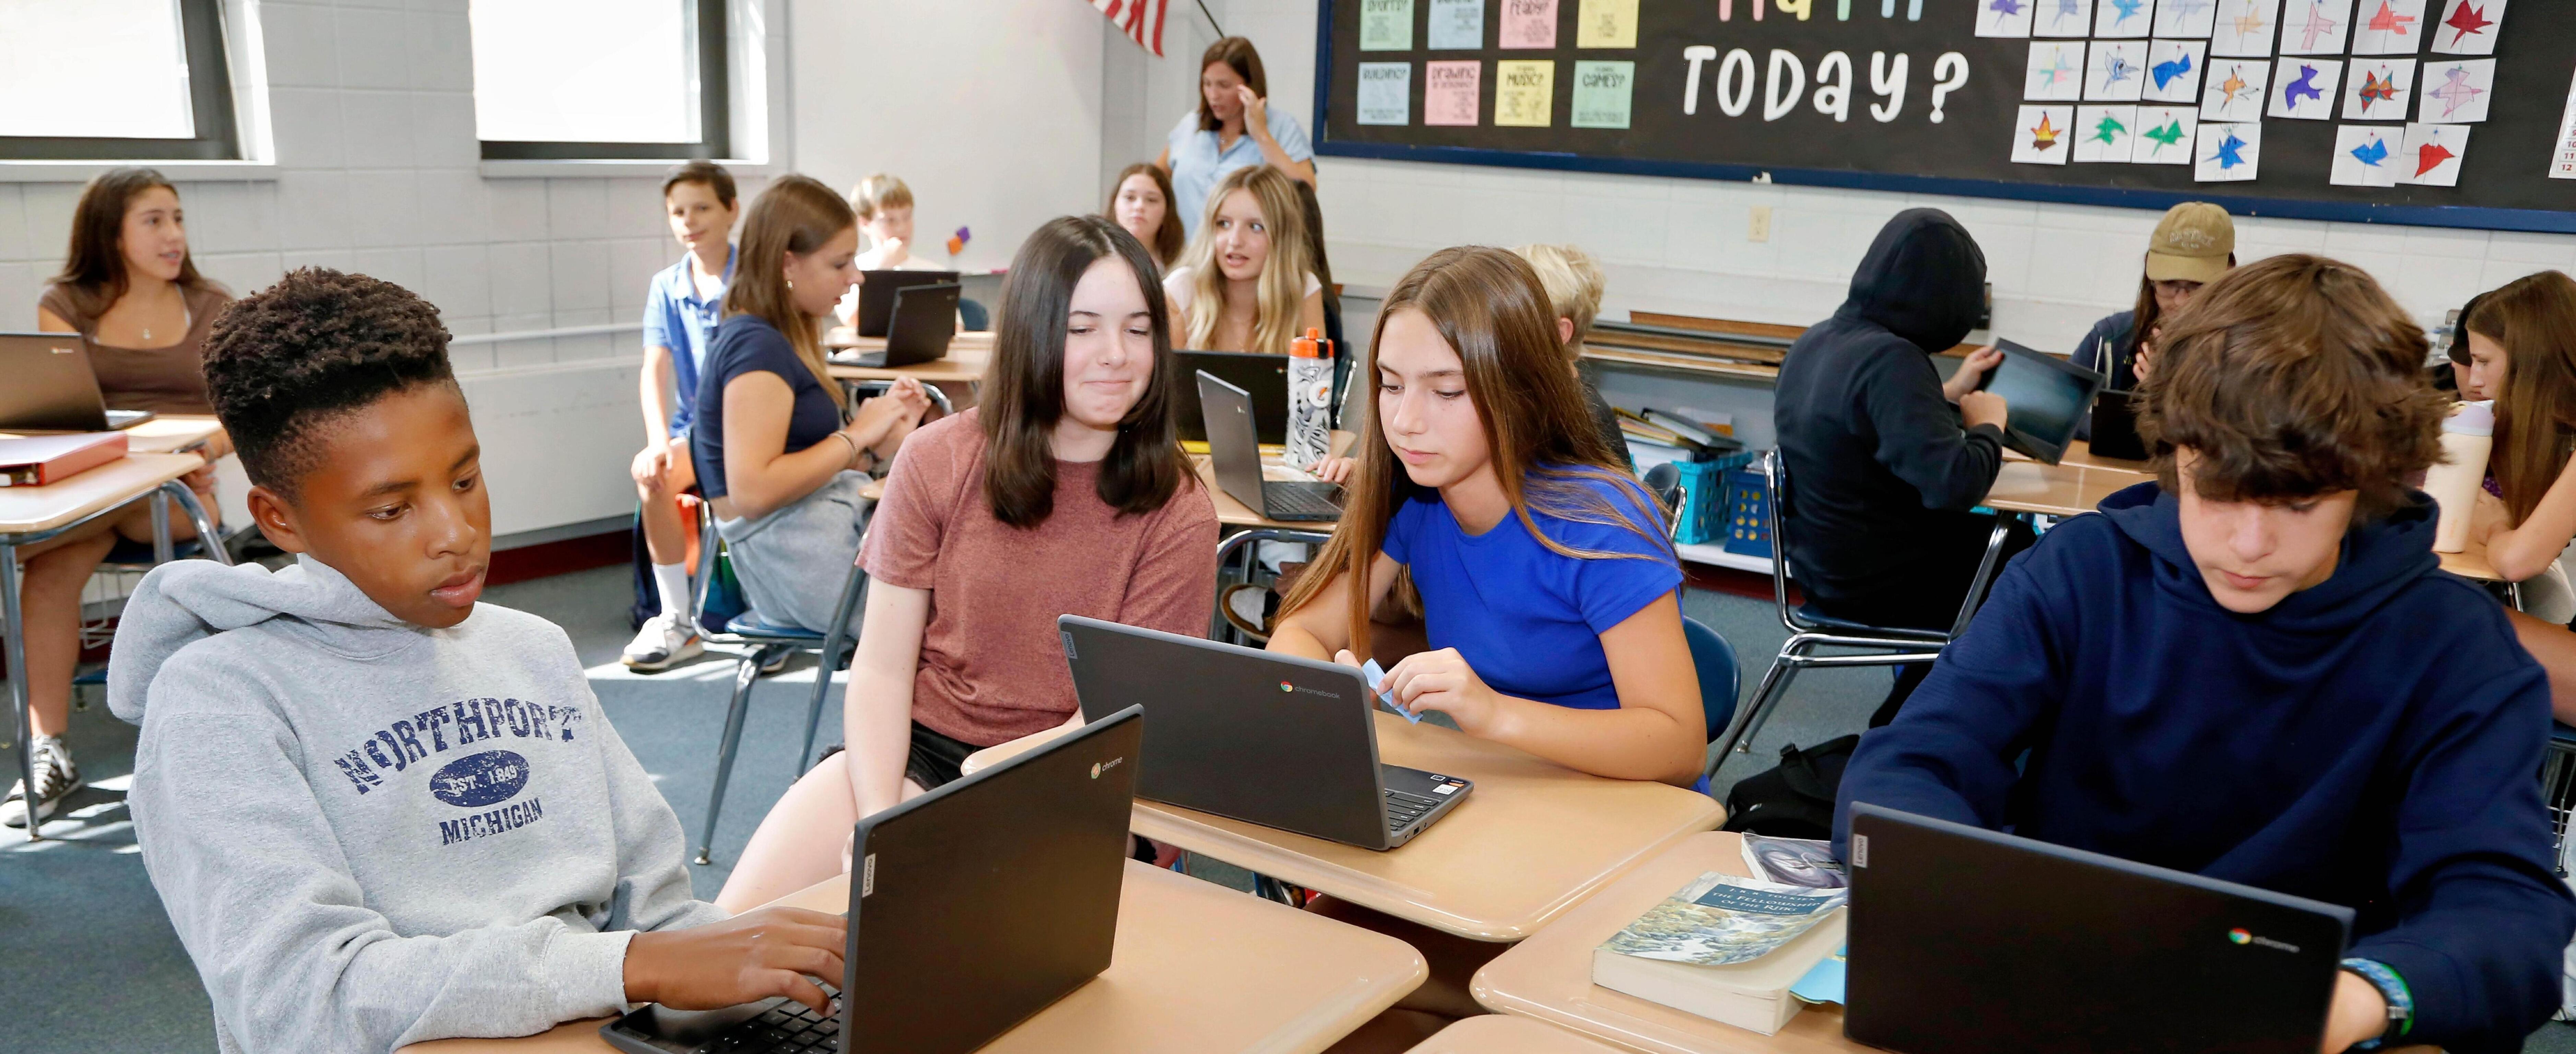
[1572,60,1637,127]
[2153,0,2218,37]
[2013,104,2076,163]
[2400,121,2470,185]
[1496,59,1557,125]
[2095,0,2155,37]
[2332,124,2401,185]
[1361,0,1415,50]
[2144,39,2208,102]
[1499,0,1558,48]
[1577,0,1638,48]
[2211,0,2281,55]
[1980,0,2039,38]
[2349,0,2426,53]
[2268,57,2342,119]
[2087,39,2148,101]
[2431,0,2502,56]
[2134,104,2199,162]
[2200,57,2272,119]
[2028,40,2086,99]
[2279,0,2354,54]
[2196,120,2263,179]
[2420,58,2495,122]
[1425,60,1482,125]
[2036,0,2098,38]
[2340,57,2416,120]
[2075,103,2140,160]
[1428,0,1484,48]
[1359,62,1413,124]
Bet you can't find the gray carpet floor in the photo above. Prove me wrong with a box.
[4,563,2569,1052]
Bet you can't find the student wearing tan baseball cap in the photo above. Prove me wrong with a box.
[2072,203,2236,436]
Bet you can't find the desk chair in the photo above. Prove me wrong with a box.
[2543,723,2576,877]
[65,489,235,704]
[1212,527,1335,646]
[688,510,869,865]
[1706,450,2010,784]
[1683,616,1739,753]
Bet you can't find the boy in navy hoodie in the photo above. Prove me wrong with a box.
[1835,255,2573,1054]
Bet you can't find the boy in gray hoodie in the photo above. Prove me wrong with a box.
[108,269,846,1052]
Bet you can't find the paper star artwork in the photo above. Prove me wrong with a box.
[2200,58,2272,120]
[2432,0,2501,55]
[2133,105,2199,163]
[2331,125,2401,186]
[2422,59,2494,122]
[2075,104,2141,161]
[2145,39,2209,102]
[2280,0,2353,54]
[2267,57,2343,119]
[2013,105,2077,163]
[2340,59,2416,120]
[2155,0,2219,36]
[2037,0,2098,35]
[2095,0,2155,37]
[2350,0,2425,52]
[2027,40,2087,100]
[1980,0,2039,36]
[2196,120,2262,180]
[2088,40,2150,101]
[2211,0,2281,56]
[2399,121,2469,185]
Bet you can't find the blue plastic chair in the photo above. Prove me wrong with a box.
[1683,616,1739,797]
[958,298,990,332]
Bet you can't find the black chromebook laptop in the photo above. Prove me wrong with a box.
[1059,616,1469,851]
[1844,804,2352,1054]
[851,269,960,337]
[2086,389,2149,462]
[1974,339,2105,465]
[0,333,155,431]
[1199,371,1341,522]
[603,705,1144,1054]
[847,282,959,368]
[1174,349,1290,444]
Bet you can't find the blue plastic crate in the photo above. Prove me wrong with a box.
[1720,467,1773,559]
[1667,451,1756,546]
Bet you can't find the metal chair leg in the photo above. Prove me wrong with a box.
[799,567,868,773]
[695,648,766,865]
[1722,637,1811,761]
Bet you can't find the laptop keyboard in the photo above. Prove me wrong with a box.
[1265,484,1342,518]
[695,991,842,1053]
[1384,788,1444,831]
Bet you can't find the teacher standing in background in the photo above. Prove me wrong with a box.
[1157,36,1316,240]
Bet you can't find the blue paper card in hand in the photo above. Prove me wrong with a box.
[1361,659,1421,723]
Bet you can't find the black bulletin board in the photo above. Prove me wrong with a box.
[1313,0,2576,232]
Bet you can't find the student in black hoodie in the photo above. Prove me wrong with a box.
[1774,209,2030,720]
[1837,255,2573,1054]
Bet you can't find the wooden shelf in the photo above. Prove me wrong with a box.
[1676,541,1774,576]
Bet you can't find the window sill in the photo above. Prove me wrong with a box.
[0,160,277,183]
[479,158,778,179]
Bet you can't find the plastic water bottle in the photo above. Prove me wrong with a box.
[1288,327,1334,469]
[2426,400,2494,553]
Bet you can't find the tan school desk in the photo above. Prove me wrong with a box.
[403,858,1427,1054]
[1407,1014,1633,1053]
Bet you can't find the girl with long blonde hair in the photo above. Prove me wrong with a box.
[1163,163,1325,355]
[1268,246,1705,786]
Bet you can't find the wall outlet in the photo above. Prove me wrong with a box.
[1748,206,1773,243]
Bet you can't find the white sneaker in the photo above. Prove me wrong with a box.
[1,737,80,829]
[622,613,704,671]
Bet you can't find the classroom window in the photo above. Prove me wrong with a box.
[0,0,240,161]
[469,0,730,161]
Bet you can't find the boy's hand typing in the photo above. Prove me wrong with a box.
[625,907,850,1015]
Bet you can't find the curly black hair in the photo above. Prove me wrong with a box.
[202,268,455,496]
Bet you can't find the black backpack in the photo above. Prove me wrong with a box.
[1720,734,1860,839]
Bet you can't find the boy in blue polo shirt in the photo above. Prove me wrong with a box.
[625,161,738,670]
[1835,255,2574,1053]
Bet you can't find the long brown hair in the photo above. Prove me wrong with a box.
[1197,37,1269,132]
[724,174,852,409]
[1105,162,1185,268]
[2469,271,2576,524]
[979,215,1195,528]
[1178,164,1314,355]
[48,167,219,322]
[1278,246,1671,660]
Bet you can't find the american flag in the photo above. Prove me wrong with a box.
[1091,0,1169,56]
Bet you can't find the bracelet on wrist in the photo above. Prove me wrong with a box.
[832,431,863,471]
[2339,958,2413,1050]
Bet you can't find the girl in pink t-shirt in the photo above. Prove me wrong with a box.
[716,216,1217,910]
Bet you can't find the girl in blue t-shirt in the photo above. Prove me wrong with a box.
[1269,246,1705,786]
